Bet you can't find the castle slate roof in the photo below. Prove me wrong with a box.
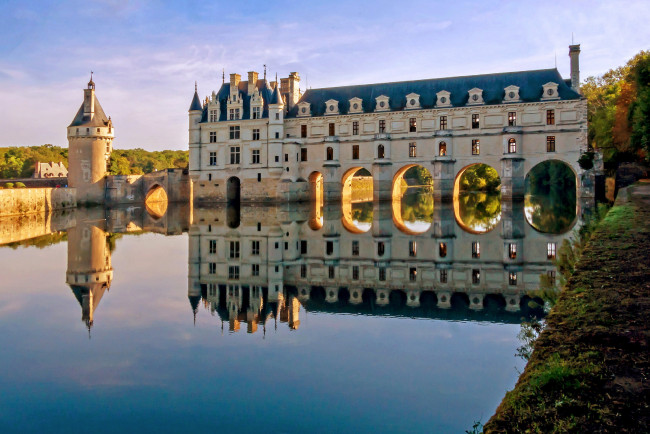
[287,68,580,118]
[68,94,111,127]
[189,89,203,111]
[269,84,283,105]
[200,79,276,122]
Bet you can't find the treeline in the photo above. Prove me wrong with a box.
[0,145,188,179]
[582,50,650,168]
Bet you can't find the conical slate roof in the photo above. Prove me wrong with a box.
[68,94,110,127]
[269,84,283,105]
[189,90,202,111]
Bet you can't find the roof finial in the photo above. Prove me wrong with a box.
[194,81,197,92]
[264,64,267,80]
[222,68,225,84]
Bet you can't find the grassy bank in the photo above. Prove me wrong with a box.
[485,183,650,433]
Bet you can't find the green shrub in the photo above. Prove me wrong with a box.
[578,152,595,170]
[14,182,26,188]
[4,182,14,189]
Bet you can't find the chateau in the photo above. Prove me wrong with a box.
[188,45,590,204]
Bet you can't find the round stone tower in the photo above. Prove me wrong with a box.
[67,75,114,204]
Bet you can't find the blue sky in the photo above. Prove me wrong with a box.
[1,0,648,150]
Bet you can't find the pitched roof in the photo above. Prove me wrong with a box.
[68,94,111,127]
[269,84,283,105]
[287,68,580,118]
[189,90,203,111]
[199,79,276,122]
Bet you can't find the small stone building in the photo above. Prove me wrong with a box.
[33,161,68,178]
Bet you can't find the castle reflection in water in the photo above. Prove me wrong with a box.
[1,191,588,333]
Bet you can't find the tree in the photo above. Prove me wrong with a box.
[629,53,650,162]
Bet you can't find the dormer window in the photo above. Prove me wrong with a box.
[405,93,421,109]
[229,108,240,120]
[349,97,363,114]
[297,102,311,117]
[209,109,219,122]
[375,95,390,112]
[252,107,261,119]
[504,85,520,103]
[542,82,560,100]
[467,88,484,105]
[436,90,451,108]
[325,99,339,115]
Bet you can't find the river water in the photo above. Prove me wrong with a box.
[0,190,583,433]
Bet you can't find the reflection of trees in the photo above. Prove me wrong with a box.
[400,189,434,223]
[525,162,576,234]
[457,192,501,232]
[351,201,373,223]
[459,164,500,193]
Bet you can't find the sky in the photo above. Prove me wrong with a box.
[0,0,648,151]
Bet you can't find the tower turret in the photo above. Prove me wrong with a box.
[188,83,203,182]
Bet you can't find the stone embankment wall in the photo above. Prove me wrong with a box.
[0,188,76,217]
[0,209,76,245]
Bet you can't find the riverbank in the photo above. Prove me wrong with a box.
[485,182,650,432]
[0,187,76,217]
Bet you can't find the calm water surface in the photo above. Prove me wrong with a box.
[0,191,582,433]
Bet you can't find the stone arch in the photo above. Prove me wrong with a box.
[144,183,168,219]
[308,171,324,230]
[341,166,373,233]
[453,163,502,234]
[391,164,433,235]
[227,176,241,203]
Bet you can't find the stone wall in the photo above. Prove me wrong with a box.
[0,187,77,217]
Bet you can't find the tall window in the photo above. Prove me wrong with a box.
[301,148,308,162]
[208,283,216,297]
[209,131,217,143]
[352,121,359,135]
[409,118,417,132]
[440,269,447,283]
[508,112,517,126]
[326,241,333,255]
[326,147,334,161]
[377,242,385,256]
[409,241,417,257]
[471,114,480,129]
[209,109,218,122]
[509,271,517,286]
[472,241,480,258]
[228,266,239,280]
[547,136,556,152]
[328,265,335,279]
[352,266,359,280]
[439,141,447,156]
[229,241,240,258]
[252,149,260,164]
[547,109,555,125]
[209,262,216,274]
[439,116,447,130]
[409,142,417,157]
[229,108,240,120]
[301,125,307,138]
[439,242,447,258]
[230,146,240,164]
[508,138,517,153]
[547,242,556,259]
[378,120,386,133]
[252,106,261,119]
[509,243,517,259]
[328,123,335,136]
[300,240,307,254]
[472,139,480,155]
[352,240,359,256]
[251,240,260,256]
[252,128,260,140]
[300,264,307,278]
[209,151,217,166]
[209,239,217,254]
[377,144,385,159]
[252,264,260,276]
[352,145,359,160]
[409,267,417,282]
[275,113,280,120]
[379,267,386,281]
[229,125,240,139]
[472,269,480,284]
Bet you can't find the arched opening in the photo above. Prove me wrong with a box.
[227,204,240,229]
[391,164,433,235]
[144,184,168,219]
[326,147,334,161]
[308,172,324,231]
[508,138,517,153]
[341,167,373,233]
[227,177,241,204]
[377,144,385,159]
[525,160,578,234]
[453,164,501,234]
[438,141,447,156]
[388,290,406,309]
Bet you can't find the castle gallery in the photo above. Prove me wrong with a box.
[187,45,590,204]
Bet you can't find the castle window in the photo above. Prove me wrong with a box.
[229,241,240,258]
[439,141,447,156]
[352,145,359,160]
[440,269,447,283]
[547,109,555,125]
[301,148,308,162]
[275,113,280,120]
[76,128,79,134]
[472,269,480,284]
[508,138,517,153]
[409,241,417,257]
[229,126,240,139]
[208,284,216,297]
[275,132,279,139]
[252,129,260,140]
[409,118,417,132]
[326,241,334,255]
[509,272,517,286]
[229,108,240,120]
[472,139,480,155]
[439,242,447,257]
[509,243,517,259]
[328,123,335,136]
[352,121,359,135]
[252,149,260,164]
[208,173,211,181]
[352,266,359,280]
[379,267,386,281]
[301,125,307,138]
[209,109,218,122]
[547,136,556,152]
[508,112,517,126]
[300,240,307,254]
[328,265,335,279]
[86,128,89,134]
[284,153,288,162]
[209,151,217,166]
[209,239,217,254]
[379,120,386,133]
[228,266,239,280]
[409,142,417,157]
[326,147,334,161]
[548,270,556,279]
[472,114,480,129]
[252,106,261,119]
[352,240,359,256]
[209,131,217,143]
[377,242,385,256]
[209,262,216,274]
[274,156,279,162]
[257,173,261,182]
[300,264,307,278]
[409,267,417,282]
[472,241,480,258]
[251,240,260,255]
[230,146,240,164]
[252,264,260,276]
[377,144,385,158]
[439,116,447,130]
[547,242,556,259]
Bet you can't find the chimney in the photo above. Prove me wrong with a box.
[247,71,258,94]
[281,72,301,109]
[229,73,241,99]
[569,44,581,93]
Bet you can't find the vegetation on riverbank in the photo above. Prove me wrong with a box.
[485,183,650,432]
[458,164,500,193]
